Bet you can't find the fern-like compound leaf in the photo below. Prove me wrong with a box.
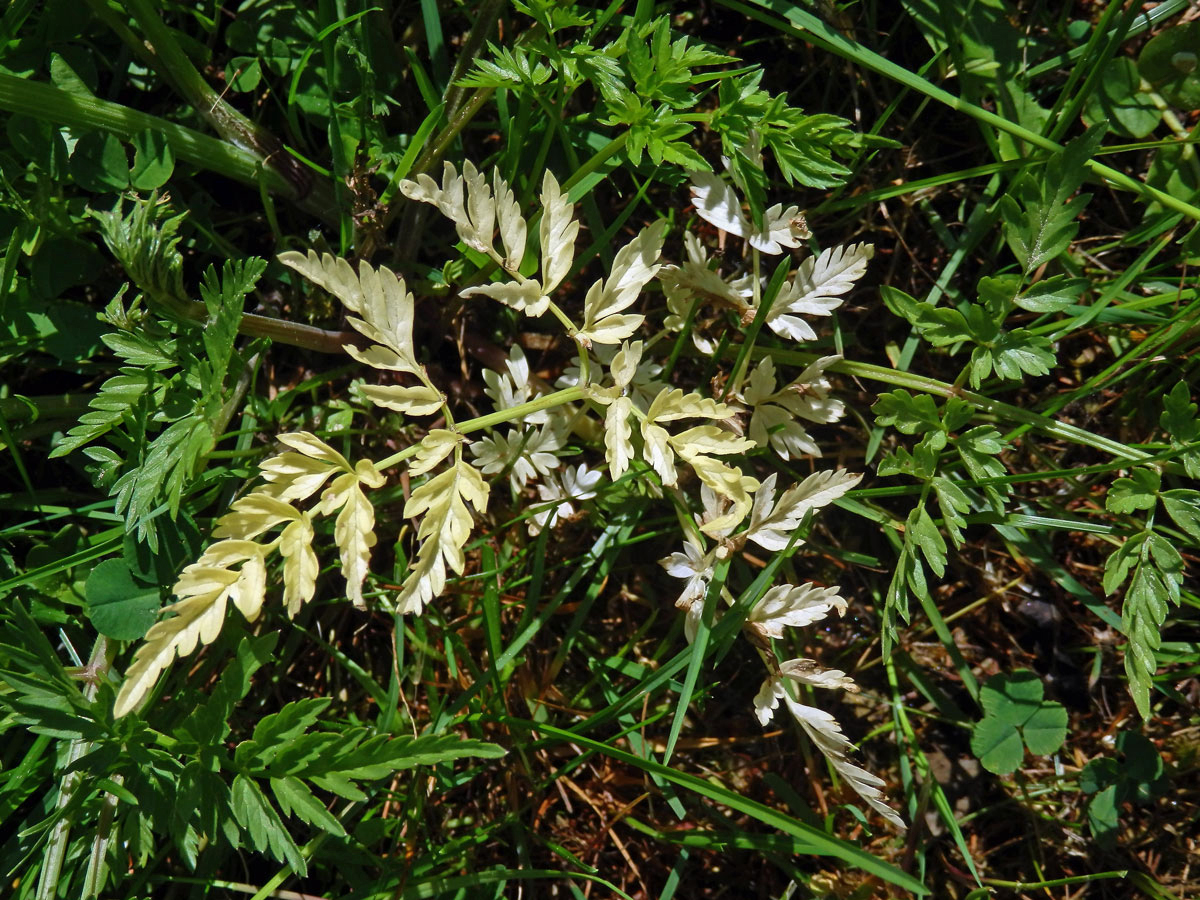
[114,540,267,717]
[539,170,579,294]
[278,250,421,374]
[747,583,847,641]
[754,668,905,831]
[765,243,873,342]
[578,220,665,345]
[742,470,862,552]
[741,355,844,460]
[357,383,445,416]
[319,460,386,609]
[396,459,489,615]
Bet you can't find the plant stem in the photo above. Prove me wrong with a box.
[0,74,335,224]
[138,280,362,354]
[981,871,1128,889]
[749,347,1151,462]
[119,0,335,213]
[442,0,506,122]
[372,386,587,471]
[36,636,113,900]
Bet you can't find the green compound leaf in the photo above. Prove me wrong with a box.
[972,670,1067,775]
[1080,733,1168,846]
[227,56,263,92]
[979,669,1044,724]
[1079,756,1119,794]
[1022,701,1069,755]
[1086,783,1120,846]
[872,389,943,435]
[1161,490,1200,544]
[1106,467,1161,514]
[1160,382,1200,479]
[231,774,306,874]
[881,286,973,346]
[908,505,947,577]
[1000,127,1103,272]
[1160,381,1199,441]
[85,558,161,641]
[1015,275,1088,313]
[932,476,970,548]
[987,329,1056,382]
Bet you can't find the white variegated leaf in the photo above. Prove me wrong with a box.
[609,340,642,391]
[748,583,847,639]
[409,429,463,477]
[494,168,526,268]
[277,250,364,313]
[754,673,904,830]
[576,311,642,345]
[279,251,420,373]
[780,692,905,830]
[748,203,808,255]
[578,221,664,345]
[640,421,676,485]
[401,162,495,254]
[343,343,409,373]
[461,160,495,254]
[114,540,266,717]
[228,551,267,622]
[748,405,820,459]
[539,170,579,293]
[766,243,873,342]
[318,462,385,609]
[743,470,862,552]
[399,162,465,231]
[213,493,299,541]
[259,433,350,503]
[279,513,318,617]
[646,387,730,423]
[397,460,489,615]
[358,383,445,416]
[670,425,755,460]
[742,357,780,406]
[604,396,633,479]
[461,279,549,317]
[779,658,857,691]
[762,313,818,343]
[277,433,353,471]
[689,170,748,237]
[688,455,757,536]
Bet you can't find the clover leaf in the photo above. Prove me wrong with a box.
[970,670,1067,775]
[1079,733,1168,846]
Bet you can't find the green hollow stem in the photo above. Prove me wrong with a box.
[136,279,363,354]
[0,74,336,224]
[36,636,112,900]
[982,871,1128,889]
[752,347,1150,462]
[118,0,336,213]
[441,0,507,122]
[372,385,587,471]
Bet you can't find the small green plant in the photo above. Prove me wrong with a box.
[1103,381,1200,718]
[1079,732,1169,847]
[970,670,1067,775]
